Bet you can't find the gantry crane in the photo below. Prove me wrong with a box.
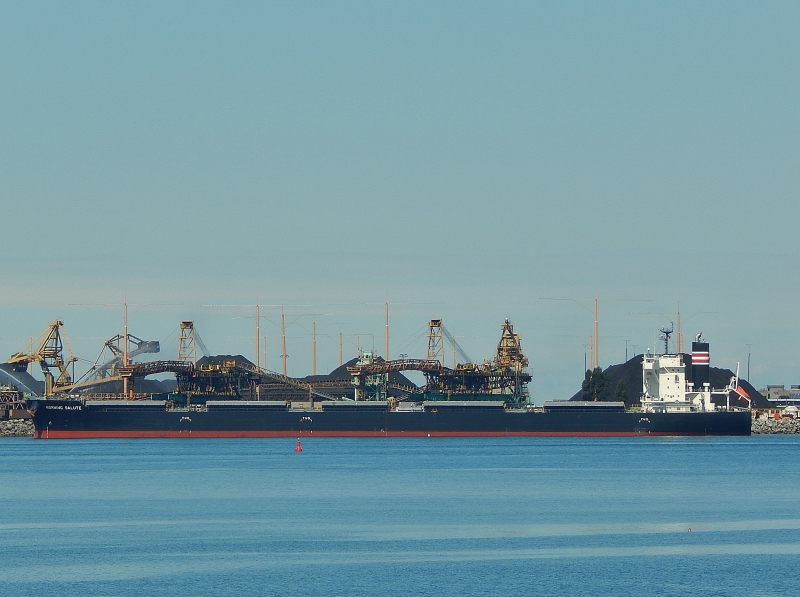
[8,320,77,396]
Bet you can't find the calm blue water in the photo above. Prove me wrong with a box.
[1,436,799,596]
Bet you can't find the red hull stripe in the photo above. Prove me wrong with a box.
[36,430,713,439]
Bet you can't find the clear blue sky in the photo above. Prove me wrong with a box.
[1,1,798,400]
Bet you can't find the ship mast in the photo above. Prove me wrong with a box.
[659,323,674,354]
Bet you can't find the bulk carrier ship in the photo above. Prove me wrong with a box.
[21,319,751,438]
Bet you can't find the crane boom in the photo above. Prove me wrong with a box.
[8,320,77,396]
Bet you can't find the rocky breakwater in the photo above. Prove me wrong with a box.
[751,417,800,435]
[0,418,34,437]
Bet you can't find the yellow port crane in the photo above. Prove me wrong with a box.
[495,318,529,371]
[8,320,77,396]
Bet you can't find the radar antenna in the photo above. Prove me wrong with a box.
[659,323,674,354]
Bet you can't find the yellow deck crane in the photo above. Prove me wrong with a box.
[8,320,78,396]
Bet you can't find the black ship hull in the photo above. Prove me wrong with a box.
[28,400,751,438]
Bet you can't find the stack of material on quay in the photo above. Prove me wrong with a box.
[569,355,768,408]
[0,418,33,438]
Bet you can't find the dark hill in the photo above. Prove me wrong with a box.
[570,354,767,408]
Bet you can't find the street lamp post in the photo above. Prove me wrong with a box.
[747,344,752,382]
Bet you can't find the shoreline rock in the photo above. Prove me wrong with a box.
[751,417,800,435]
[0,419,34,438]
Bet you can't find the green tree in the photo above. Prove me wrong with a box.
[615,379,628,403]
[581,367,610,401]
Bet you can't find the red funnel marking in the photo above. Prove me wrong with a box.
[295,439,303,452]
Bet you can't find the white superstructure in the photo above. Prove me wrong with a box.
[642,354,714,412]
[641,352,718,412]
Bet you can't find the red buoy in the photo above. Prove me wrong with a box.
[295,439,303,452]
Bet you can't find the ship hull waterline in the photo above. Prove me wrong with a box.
[29,400,752,438]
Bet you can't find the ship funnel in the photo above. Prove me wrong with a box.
[691,337,710,387]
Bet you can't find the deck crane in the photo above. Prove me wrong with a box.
[8,320,77,396]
